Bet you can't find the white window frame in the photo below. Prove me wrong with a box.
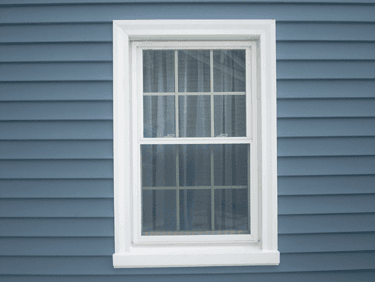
[113,20,278,268]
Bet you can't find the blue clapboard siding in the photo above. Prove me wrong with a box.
[0,195,374,217]
[1,23,375,43]
[0,82,113,101]
[0,273,375,282]
[2,61,375,81]
[1,233,375,256]
[0,0,374,281]
[0,4,374,23]
[1,233,375,255]
[0,253,375,275]
[2,214,374,237]
[1,42,375,62]
[0,272,374,282]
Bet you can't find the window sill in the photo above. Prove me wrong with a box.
[113,247,280,268]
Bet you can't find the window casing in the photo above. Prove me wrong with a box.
[113,20,278,268]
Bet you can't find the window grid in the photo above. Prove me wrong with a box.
[142,49,249,235]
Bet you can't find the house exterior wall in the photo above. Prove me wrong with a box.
[0,0,374,281]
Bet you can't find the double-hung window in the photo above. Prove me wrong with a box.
[113,20,278,268]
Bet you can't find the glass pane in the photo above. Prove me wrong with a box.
[141,145,176,187]
[179,144,211,187]
[179,95,211,137]
[214,95,246,137]
[213,144,249,187]
[143,96,175,138]
[179,189,211,232]
[141,144,250,235]
[142,190,176,233]
[214,188,249,232]
[178,50,210,92]
[213,50,246,92]
[143,50,175,93]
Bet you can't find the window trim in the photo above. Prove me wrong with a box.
[113,20,278,268]
[133,41,258,245]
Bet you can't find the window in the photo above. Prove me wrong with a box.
[113,20,278,268]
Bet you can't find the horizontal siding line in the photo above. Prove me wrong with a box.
[0,78,331,82]
[1,137,375,140]
[1,193,374,199]
[1,0,375,6]
[10,79,375,83]
[0,120,113,122]
[0,117,370,121]
[2,156,375,160]
[4,137,375,141]
[277,135,375,138]
[1,193,374,198]
[1,20,374,25]
[0,174,371,179]
[1,20,375,25]
[280,231,375,236]
[0,119,112,121]
[0,61,112,65]
[0,98,374,102]
[278,117,375,120]
[277,97,375,100]
[277,174,375,177]
[277,78,375,81]
[1,40,375,45]
[2,59,375,64]
[0,41,112,45]
[0,250,374,258]
[3,59,375,64]
[4,98,375,102]
[0,266,373,276]
[1,232,373,238]
[278,193,375,197]
[278,155,375,159]
[0,80,113,83]
[277,59,375,62]
[0,212,373,219]
[278,136,375,138]
[0,272,373,279]
[0,100,113,102]
[0,98,375,103]
[0,139,111,141]
[0,159,113,161]
[0,20,374,27]
[1,250,375,257]
[0,178,113,181]
[2,118,375,121]
[0,217,114,219]
[1,231,373,238]
[0,60,113,63]
[277,40,375,43]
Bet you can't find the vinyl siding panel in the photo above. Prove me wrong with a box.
[0,0,374,281]
[1,23,375,44]
[1,4,374,23]
[0,272,374,282]
[1,233,374,256]
[1,195,374,217]
[0,253,375,275]
[0,82,112,101]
